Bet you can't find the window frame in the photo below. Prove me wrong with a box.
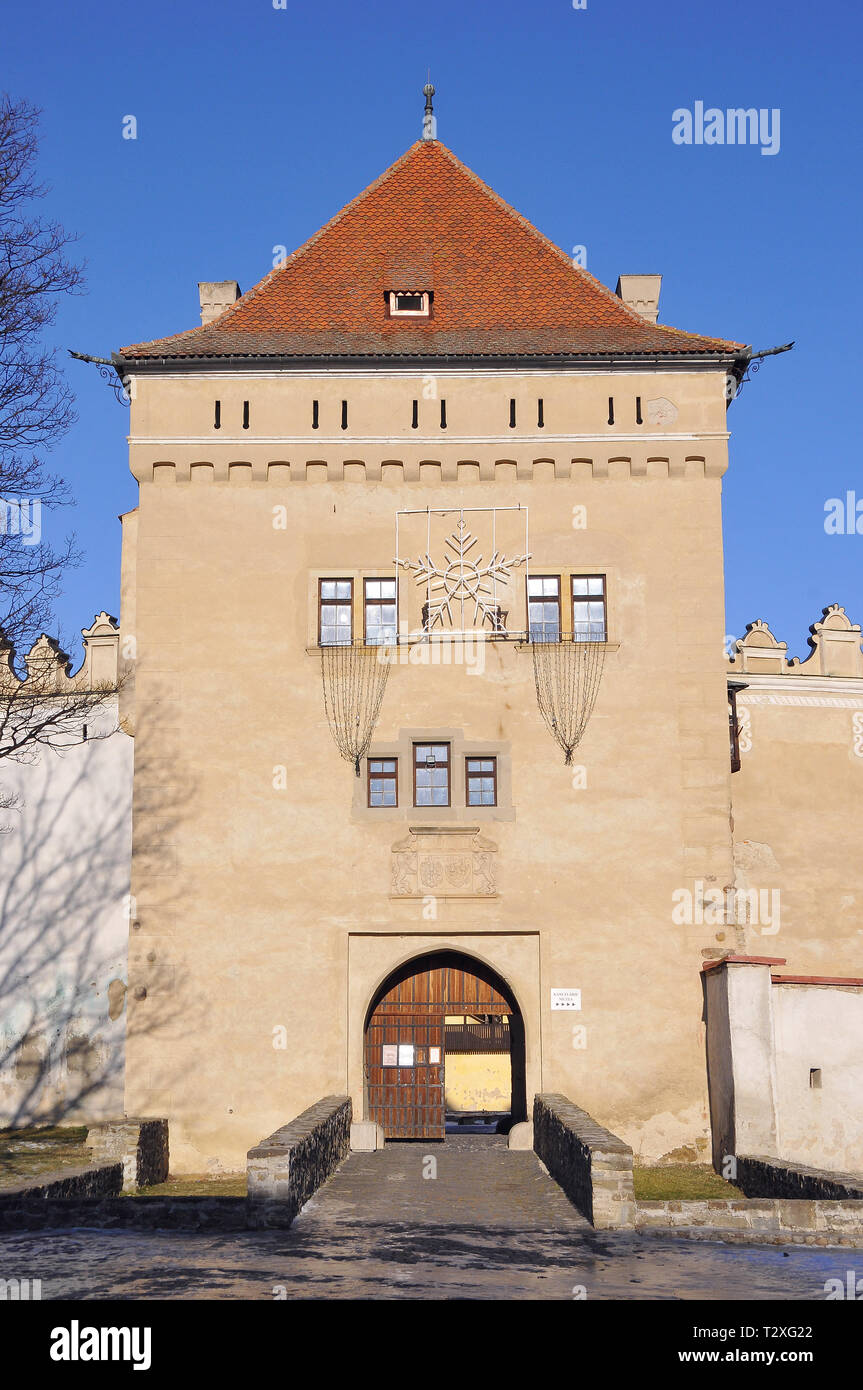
[388,290,431,318]
[570,574,608,642]
[363,577,398,646]
[526,575,562,643]
[318,577,354,647]
[465,755,498,808]
[367,756,399,808]
[412,742,451,808]
[728,685,743,774]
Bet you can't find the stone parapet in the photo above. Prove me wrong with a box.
[0,1163,122,1205]
[247,1095,351,1222]
[533,1093,636,1229]
[85,1118,169,1191]
[735,1155,863,1201]
[636,1197,863,1246]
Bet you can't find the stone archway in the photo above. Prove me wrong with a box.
[363,949,527,1139]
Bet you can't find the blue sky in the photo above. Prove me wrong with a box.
[3,0,861,663]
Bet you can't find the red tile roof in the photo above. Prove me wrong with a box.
[122,140,745,362]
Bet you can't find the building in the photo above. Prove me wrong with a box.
[0,616,131,1126]
[110,111,862,1174]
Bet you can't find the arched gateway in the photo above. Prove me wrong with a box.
[364,950,526,1139]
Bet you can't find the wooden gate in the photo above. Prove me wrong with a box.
[364,952,514,1140]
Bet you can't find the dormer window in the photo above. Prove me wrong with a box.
[389,290,430,317]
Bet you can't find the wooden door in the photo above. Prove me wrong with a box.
[365,1012,445,1139]
[364,952,513,1140]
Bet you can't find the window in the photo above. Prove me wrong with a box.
[466,757,497,807]
[319,579,353,645]
[389,291,430,317]
[728,685,742,773]
[571,576,607,641]
[364,578,397,645]
[368,758,398,807]
[527,576,561,642]
[413,743,450,807]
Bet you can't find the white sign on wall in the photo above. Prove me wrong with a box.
[551,988,582,1011]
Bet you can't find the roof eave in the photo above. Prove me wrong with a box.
[118,348,747,374]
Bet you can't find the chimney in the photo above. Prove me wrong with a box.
[615,274,662,325]
[198,281,241,326]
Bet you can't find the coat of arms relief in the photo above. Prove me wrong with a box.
[390,827,498,899]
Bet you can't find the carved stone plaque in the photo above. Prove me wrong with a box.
[391,826,499,900]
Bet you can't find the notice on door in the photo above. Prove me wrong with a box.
[551,988,582,1010]
[382,1045,398,1066]
[429,1046,441,1064]
[397,1043,415,1066]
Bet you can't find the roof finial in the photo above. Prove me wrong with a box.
[422,77,436,141]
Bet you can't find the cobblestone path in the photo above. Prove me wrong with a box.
[0,1137,847,1299]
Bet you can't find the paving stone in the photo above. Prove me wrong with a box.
[0,1137,855,1299]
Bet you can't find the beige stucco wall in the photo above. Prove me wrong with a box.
[730,679,863,971]
[772,983,863,1172]
[0,701,132,1125]
[120,363,740,1172]
[705,960,863,1176]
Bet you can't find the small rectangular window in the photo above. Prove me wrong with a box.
[364,578,397,645]
[509,398,516,428]
[411,399,418,429]
[571,575,607,641]
[527,576,561,643]
[608,397,614,425]
[312,400,319,429]
[389,291,430,316]
[214,400,221,430]
[466,756,497,807]
[242,400,250,430]
[729,687,742,774]
[537,398,544,429]
[413,743,450,807]
[810,1068,822,1089]
[440,399,447,429]
[341,400,348,430]
[368,758,398,807]
[319,578,353,646]
[635,396,643,425]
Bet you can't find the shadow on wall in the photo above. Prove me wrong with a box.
[0,703,195,1135]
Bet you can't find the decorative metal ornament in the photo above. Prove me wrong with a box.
[68,350,131,405]
[397,515,529,633]
[531,637,607,764]
[320,643,391,775]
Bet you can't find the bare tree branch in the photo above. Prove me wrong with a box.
[0,92,85,661]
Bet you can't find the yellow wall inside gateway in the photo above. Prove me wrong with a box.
[445,1054,511,1113]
